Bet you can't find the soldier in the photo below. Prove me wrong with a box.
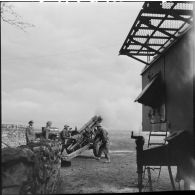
[42,121,52,139]
[94,123,111,163]
[60,124,70,154]
[26,120,35,145]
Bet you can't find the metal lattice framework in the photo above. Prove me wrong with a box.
[119,1,194,65]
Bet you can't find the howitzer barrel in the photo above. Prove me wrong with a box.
[79,115,102,134]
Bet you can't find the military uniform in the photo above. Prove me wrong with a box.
[42,121,52,139]
[26,121,35,145]
[42,127,50,139]
[95,125,110,162]
[61,127,70,139]
[60,125,70,154]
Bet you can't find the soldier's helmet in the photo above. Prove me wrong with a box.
[64,124,69,128]
[29,120,34,124]
[47,121,52,126]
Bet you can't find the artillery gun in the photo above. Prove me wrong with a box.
[61,115,103,161]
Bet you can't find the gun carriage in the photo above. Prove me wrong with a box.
[61,115,103,161]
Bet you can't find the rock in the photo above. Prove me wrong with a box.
[2,140,61,195]
[2,147,34,165]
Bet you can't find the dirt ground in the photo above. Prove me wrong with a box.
[57,149,179,193]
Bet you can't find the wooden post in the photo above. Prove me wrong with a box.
[147,167,153,191]
[168,166,176,190]
[131,132,145,192]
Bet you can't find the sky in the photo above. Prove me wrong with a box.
[1,1,145,131]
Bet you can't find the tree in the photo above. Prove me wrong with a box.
[1,2,35,31]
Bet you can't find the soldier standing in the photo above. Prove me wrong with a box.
[42,121,52,139]
[95,124,111,163]
[26,120,35,145]
[60,125,70,154]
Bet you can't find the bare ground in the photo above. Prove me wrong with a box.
[57,149,179,193]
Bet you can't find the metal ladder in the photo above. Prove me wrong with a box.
[143,122,169,191]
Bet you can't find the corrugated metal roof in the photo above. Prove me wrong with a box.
[119,1,194,65]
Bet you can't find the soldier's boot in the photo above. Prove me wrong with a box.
[104,153,111,163]
[94,156,101,160]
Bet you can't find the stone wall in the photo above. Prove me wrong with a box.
[2,127,26,147]
[2,140,62,195]
[1,126,42,148]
